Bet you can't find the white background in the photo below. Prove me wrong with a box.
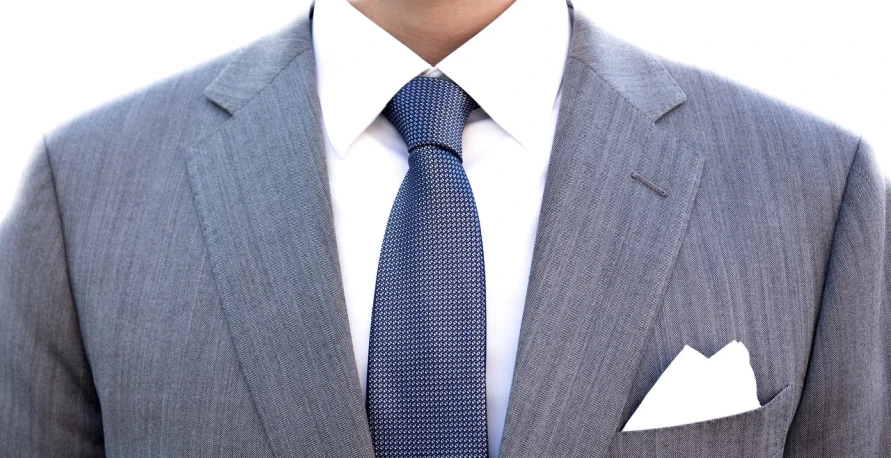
[1,0,888,221]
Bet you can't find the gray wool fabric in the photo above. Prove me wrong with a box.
[1,3,888,457]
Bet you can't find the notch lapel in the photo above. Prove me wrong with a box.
[499,11,705,457]
[185,13,374,457]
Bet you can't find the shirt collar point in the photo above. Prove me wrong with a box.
[326,129,355,159]
[332,145,350,159]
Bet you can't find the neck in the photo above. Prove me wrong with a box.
[347,0,516,65]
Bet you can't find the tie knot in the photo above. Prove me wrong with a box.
[383,77,479,160]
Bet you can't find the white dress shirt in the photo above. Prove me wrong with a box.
[312,0,570,453]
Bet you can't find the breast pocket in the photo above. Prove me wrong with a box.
[607,385,796,457]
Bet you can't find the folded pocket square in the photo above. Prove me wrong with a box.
[622,340,761,432]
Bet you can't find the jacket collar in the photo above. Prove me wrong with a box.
[567,9,687,122]
[203,2,686,124]
[202,13,313,115]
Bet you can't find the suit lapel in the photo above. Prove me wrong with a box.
[499,10,705,457]
[185,12,374,457]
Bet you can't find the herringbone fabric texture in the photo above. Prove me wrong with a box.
[365,77,488,457]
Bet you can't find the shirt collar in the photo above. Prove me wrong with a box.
[312,0,571,158]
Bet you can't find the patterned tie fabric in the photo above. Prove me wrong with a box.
[366,76,488,457]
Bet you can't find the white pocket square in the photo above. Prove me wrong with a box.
[622,340,761,432]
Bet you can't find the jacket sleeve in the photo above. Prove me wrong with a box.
[784,139,890,455]
[0,140,104,456]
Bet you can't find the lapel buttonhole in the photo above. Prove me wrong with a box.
[631,171,669,198]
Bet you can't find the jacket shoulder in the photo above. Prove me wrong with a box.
[38,51,239,239]
[656,58,862,169]
[45,51,236,165]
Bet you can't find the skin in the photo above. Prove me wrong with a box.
[347,0,516,65]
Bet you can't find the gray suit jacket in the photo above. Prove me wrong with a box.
[2,4,888,457]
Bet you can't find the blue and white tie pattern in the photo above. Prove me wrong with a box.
[366,77,487,457]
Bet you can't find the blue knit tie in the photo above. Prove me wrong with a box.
[366,76,488,457]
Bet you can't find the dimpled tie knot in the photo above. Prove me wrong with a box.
[366,76,488,457]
